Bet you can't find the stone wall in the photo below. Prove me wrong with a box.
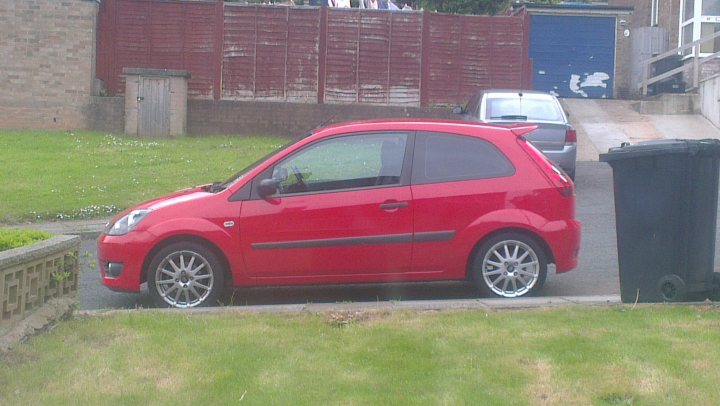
[0,0,98,131]
[0,235,80,335]
[187,101,458,136]
[87,97,458,136]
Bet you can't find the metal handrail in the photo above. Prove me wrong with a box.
[640,30,720,96]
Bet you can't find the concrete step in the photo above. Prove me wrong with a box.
[562,98,720,161]
[633,93,699,115]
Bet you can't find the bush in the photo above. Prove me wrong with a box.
[0,229,53,252]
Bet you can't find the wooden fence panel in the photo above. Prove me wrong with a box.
[223,5,257,99]
[324,9,360,104]
[286,8,321,102]
[424,13,529,106]
[98,0,220,99]
[97,1,528,107]
[388,12,422,105]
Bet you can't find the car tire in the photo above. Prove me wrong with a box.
[471,232,547,298]
[147,242,224,308]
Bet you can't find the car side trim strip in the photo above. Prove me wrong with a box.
[251,230,456,251]
[413,231,456,243]
[251,233,413,250]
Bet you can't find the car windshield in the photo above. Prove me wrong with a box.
[485,96,563,122]
[220,140,294,189]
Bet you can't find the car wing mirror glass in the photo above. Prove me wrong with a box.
[452,106,464,115]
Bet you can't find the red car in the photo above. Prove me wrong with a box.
[98,119,580,308]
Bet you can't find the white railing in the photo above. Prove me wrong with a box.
[640,30,720,96]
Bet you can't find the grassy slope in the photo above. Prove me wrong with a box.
[1,306,719,405]
[0,131,286,223]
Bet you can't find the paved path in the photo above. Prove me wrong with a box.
[563,98,720,162]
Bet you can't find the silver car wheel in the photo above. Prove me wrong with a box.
[154,250,215,308]
[481,239,540,298]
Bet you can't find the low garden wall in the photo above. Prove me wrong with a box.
[88,96,458,136]
[0,235,81,336]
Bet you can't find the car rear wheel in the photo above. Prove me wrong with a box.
[471,233,547,298]
[148,242,224,308]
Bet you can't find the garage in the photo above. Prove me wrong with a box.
[529,14,617,99]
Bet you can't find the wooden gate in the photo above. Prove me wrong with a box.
[138,77,171,137]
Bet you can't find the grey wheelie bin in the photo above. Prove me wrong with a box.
[600,139,720,303]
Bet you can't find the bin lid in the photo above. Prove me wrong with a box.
[599,139,720,162]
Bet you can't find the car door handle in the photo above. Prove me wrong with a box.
[379,201,409,211]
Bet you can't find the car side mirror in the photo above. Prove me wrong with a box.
[258,178,280,197]
[452,106,464,115]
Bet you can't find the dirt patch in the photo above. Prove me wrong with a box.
[324,309,393,328]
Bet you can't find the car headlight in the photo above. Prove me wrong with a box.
[105,209,152,236]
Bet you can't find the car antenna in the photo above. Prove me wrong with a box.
[295,114,338,140]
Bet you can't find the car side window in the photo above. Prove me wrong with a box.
[272,132,408,195]
[412,132,514,184]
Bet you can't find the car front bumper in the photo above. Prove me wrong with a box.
[97,231,156,292]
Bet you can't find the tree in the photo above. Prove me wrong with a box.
[418,0,511,15]
[419,0,564,15]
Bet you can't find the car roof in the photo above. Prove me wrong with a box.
[310,118,537,139]
[313,118,500,135]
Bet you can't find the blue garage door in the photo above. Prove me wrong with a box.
[530,15,616,98]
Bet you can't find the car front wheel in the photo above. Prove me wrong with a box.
[148,242,224,308]
[471,233,547,298]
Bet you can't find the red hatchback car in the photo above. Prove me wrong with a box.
[98,119,580,308]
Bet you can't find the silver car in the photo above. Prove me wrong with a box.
[457,89,577,179]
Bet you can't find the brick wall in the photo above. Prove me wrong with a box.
[0,0,98,131]
[614,14,634,99]
[188,100,458,136]
[87,97,125,133]
[88,96,457,136]
[610,0,680,46]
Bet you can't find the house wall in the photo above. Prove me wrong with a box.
[609,0,680,45]
[700,73,720,128]
[0,0,98,131]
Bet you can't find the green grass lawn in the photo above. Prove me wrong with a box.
[0,131,286,224]
[2,306,720,405]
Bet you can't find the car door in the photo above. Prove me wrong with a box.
[239,131,414,283]
[410,131,516,279]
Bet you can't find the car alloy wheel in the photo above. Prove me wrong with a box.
[473,233,547,298]
[149,242,223,308]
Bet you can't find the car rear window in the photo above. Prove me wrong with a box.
[412,132,515,184]
[485,96,563,122]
